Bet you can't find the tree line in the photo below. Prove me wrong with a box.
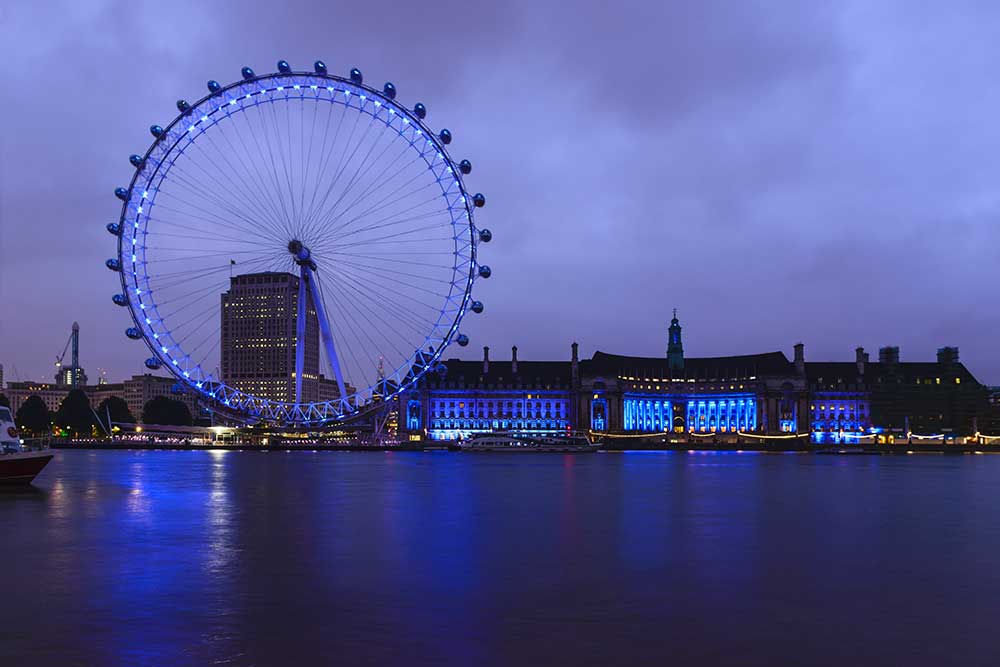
[0,390,195,438]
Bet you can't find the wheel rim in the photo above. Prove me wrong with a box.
[111,69,484,425]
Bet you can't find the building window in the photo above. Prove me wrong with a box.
[406,400,421,430]
[591,398,607,431]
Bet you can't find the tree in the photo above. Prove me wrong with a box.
[142,396,193,426]
[15,395,51,436]
[55,389,98,438]
[0,394,9,408]
[96,396,135,433]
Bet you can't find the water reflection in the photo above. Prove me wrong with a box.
[3,451,1000,665]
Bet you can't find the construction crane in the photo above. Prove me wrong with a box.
[54,322,84,387]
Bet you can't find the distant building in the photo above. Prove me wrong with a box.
[53,321,87,387]
[986,387,1000,434]
[806,346,989,441]
[5,374,199,423]
[54,366,88,387]
[5,382,67,413]
[123,374,199,421]
[400,314,992,442]
[221,272,321,404]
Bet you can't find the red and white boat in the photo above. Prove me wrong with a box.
[0,405,53,485]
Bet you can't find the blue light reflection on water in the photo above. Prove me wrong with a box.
[2,450,1000,666]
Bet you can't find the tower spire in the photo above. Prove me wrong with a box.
[667,309,684,373]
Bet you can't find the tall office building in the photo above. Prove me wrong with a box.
[221,272,320,403]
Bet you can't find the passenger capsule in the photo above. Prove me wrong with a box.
[207,80,221,94]
[106,222,121,236]
[126,327,142,340]
[176,99,190,113]
[149,125,164,139]
[105,258,121,272]
[241,66,255,80]
[472,193,486,208]
[277,60,291,74]
[112,294,128,307]
[171,383,184,395]
[383,82,396,99]
[478,228,492,243]
[471,300,484,314]
[456,334,469,347]
[439,129,452,145]
[459,159,472,175]
[478,265,492,279]
[144,357,162,370]
[314,60,328,75]
[413,102,426,119]
[349,68,363,85]
[435,363,448,377]
[114,187,129,201]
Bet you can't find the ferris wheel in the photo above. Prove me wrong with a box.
[106,59,492,425]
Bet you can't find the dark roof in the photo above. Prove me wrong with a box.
[425,359,572,389]
[585,350,795,379]
[807,361,981,385]
[803,362,860,383]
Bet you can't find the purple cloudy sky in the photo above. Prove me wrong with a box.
[1,0,999,385]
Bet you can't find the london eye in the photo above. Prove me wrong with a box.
[106,60,492,425]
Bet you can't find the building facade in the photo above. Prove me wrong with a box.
[5,375,200,423]
[221,272,321,404]
[405,346,575,441]
[122,374,200,421]
[400,314,991,443]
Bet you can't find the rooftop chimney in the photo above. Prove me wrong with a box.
[571,342,580,385]
[856,346,865,376]
[937,346,959,367]
[483,346,490,374]
[879,346,899,366]
[511,345,518,375]
[794,343,805,375]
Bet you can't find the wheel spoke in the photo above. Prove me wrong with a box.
[119,77,478,424]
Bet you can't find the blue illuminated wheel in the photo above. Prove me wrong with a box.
[107,60,492,425]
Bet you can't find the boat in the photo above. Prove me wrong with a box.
[458,431,600,453]
[0,405,53,485]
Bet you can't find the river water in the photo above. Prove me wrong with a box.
[1,449,999,666]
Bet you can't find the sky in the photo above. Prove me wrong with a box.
[1,0,999,386]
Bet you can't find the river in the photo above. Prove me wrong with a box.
[2,449,999,665]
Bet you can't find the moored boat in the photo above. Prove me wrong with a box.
[0,406,52,485]
[458,432,600,453]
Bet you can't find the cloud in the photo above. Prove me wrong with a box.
[1,0,998,386]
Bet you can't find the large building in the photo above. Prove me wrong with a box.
[221,272,321,403]
[401,314,991,442]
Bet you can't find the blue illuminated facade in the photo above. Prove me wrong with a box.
[623,397,673,432]
[620,394,758,433]
[403,345,575,441]
[399,318,989,444]
[400,317,811,441]
[809,393,870,443]
[684,396,757,433]
[424,392,571,441]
